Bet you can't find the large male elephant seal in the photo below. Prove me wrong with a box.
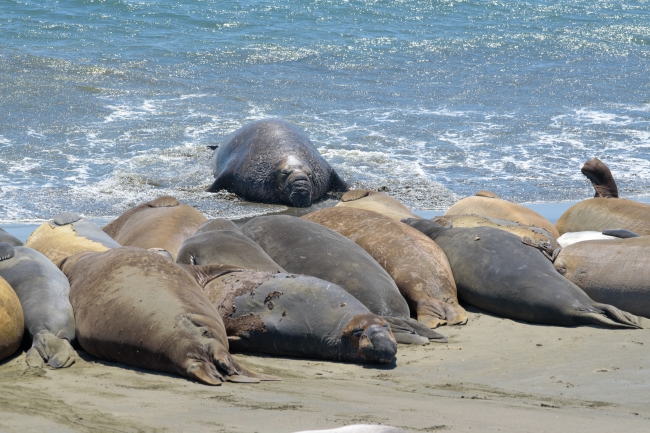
[0,243,76,367]
[60,247,278,385]
[0,276,24,362]
[444,193,559,238]
[26,212,121,266]
[554,236,650,318]
[402,219,646,329]
[0,228,23,246]
[336,190,420,221]
[102,196,207,261]
[206,119,349,207]
[242,215,446,344]
[181,265,397,363]
[304,207,466,328]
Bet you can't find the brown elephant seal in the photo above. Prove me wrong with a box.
[581,157,618,198]
[433,214,561,260]
[102,196,207,261]
[0,228,23,246]
[60,247,278,385]
[0,276,24,362]
[336,190,420,221]
[242,215,446,344]
[195,218,241,234]
[403,218,646,329]
[206,119,349,207]
[182,265,397,363]
[0,243,76,367]
[25,212,121,266]
[554,236,650,319]
[444,194,560,238]
[304,207,467,328]
[555,198,650,236]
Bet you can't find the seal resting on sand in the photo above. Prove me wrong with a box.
[182,266,398,363]
[206,119,349,207]
[403,219,646,329]
[335,190,420,221]
[0,276,24,362]
[102,196,207,261]
[0,243,76,367]
[61,247,278,385]
[304,207,467,328]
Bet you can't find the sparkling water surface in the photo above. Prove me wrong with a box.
[1,0,649,222]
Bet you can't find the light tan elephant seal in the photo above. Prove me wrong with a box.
[0,276,24,361]
[336,190,420,221]
[555,198,650,236]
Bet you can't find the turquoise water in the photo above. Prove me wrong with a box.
[1,0,649,221]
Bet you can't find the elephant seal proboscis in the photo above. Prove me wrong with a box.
[26,212,121,266]
[0,228,23,246]
[102,196,207,261]
[433,214,561,260]
[60,247,279,385]
[335,190,420,221]
[0,243,76,367]
[402,219,646,329]
[0,276,24,362]
[242,215,446,344]
[293,425,406,433]
[581,157,618,198]
[176,219,284,272]
[181,265,397,363]
[206,119,349,207]
[303,207,467,328]
[554,236,650,319]
[444,193,560,238]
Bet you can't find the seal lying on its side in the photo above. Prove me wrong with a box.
[102,196,207,261]
[206,119,349,207]
[304,207,467,328]
[403,219,646,329]
[0,276,24,362]
[554,236,650,319]
[182,265,397,363]
[242,215,446,344]
[61,247,278,385]
[26,212,121,266]
[0,243,76,367]
[335,190,420,221]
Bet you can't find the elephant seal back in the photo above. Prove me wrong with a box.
[336,190,419,221]
[0,276,24,361]
[555,198,650,236]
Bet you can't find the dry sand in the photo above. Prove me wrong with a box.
[1,306,649,433]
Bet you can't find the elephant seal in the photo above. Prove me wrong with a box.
[555,198,650,236]
[433,215,561,260]
[0,243,76,367]
[26,212,121,266]
[206,119,349,207]
[182,265,397,363]
[0,228,23,246]
[176,219,284,272]
[582,157,618,198]
[303,207,467,328]
[242,215,446,343]
[554,236,650,318]
[195,218,241,234]
[402,219,646,329]
[335,190,420,221]
[444,194,559,238]
[60,247,278,385]
[102,196,207,261]
[0,276,24,362]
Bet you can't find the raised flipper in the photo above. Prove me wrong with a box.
[330,170,350,192]
[28,330,76,368]
[601,229,640,239]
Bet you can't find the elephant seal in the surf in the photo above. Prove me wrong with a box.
[26,212,121,266]
[0,276,24,362]
[402,219,646,329]
[242,215,446,344]
[336,190,420,221]
[0,228,23,246]
[176,219,284,272]
[0,243,76,367]
[554,236,650,319]
[304,207,467,328]
[582,157,618,198]
[206,119,349,207]
[102,196,207,261]
[445,193,559,238]
[182,266,397,363]
[60,247,278,385]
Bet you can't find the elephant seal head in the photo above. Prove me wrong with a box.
[341,314,397,364]
[275,155,314,208]
[581,158,618,198]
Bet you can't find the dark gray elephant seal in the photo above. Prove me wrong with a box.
[242,215,446,344]
[182,265,397,363]
[206,119,349,207]
[0,228,22,246]
[0,243,76,367]
[60,247,279,385]
[402,219,646,329]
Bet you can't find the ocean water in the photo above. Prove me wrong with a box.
[1,0,649,222]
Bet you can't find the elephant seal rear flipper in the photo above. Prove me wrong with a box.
[382,316,447,344]
[601,229,639,238]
